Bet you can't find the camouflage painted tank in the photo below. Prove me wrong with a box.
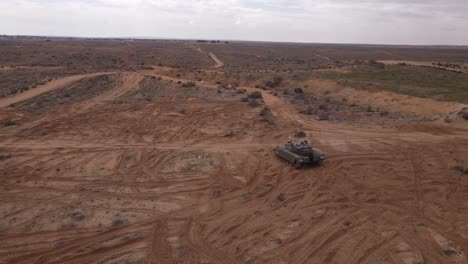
[274,137,325,168]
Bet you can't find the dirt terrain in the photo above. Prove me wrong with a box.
[1,37,468,264]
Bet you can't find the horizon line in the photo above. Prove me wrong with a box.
[1,34,468,48]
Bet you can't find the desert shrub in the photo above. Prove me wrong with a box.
[273,76,283,86]
[182,81,196,88]
[462,113,468,120]
[299,106,315,115]
[248,91,262,99]
[380,111,389,117]
[0,154,12,160]
[3,120,17,126]
[241,97,249,102]
[282,89,289,95]
[236,89,247,94]
[112,217,126,227]
[295,131,306,138]
[277,193,286,202]
[266,76,283,88]
[318,113,329,121]
[259,107,271,116]
[70,212,86,221]
[453,163,468,174]
[224,130,235,137]
[294,88,304,94]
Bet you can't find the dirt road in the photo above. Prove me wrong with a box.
[0,67,467,264]
[187,44,224,69]
[209,52,224,68]
[315,54,331,61]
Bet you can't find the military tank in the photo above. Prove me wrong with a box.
[274,137,325,168]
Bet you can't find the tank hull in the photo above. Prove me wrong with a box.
[274,145,324,168]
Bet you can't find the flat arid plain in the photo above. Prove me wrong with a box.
[0,36,468,264]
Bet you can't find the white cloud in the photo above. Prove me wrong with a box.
[0,0,467,44]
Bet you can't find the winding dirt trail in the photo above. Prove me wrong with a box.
[209,52,224,68]
[315,54,331,61]
[0,72,113,108]
[187,44,224,68]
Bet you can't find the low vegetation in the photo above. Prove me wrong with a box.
[295,131,306,138]
[259,106,271,117]
[461,108,468,120]
[453,161,468,174]
[248,100,261,108]
[265,76,283,88]
[182,81,196,88]
[248,91,262,99]
[322,65,468,103]
[3,120,17,126]
[294,88,304,94]
[0,153,12,160]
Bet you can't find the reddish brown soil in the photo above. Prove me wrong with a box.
[0,39,468,264]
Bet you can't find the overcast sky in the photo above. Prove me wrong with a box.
[1,0,467,45]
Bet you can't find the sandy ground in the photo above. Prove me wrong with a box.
[301,79,466,119]
[0,55,468,264]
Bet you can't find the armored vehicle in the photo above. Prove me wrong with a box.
[274,137,325,168]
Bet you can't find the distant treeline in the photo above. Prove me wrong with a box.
[196,40,229,44]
